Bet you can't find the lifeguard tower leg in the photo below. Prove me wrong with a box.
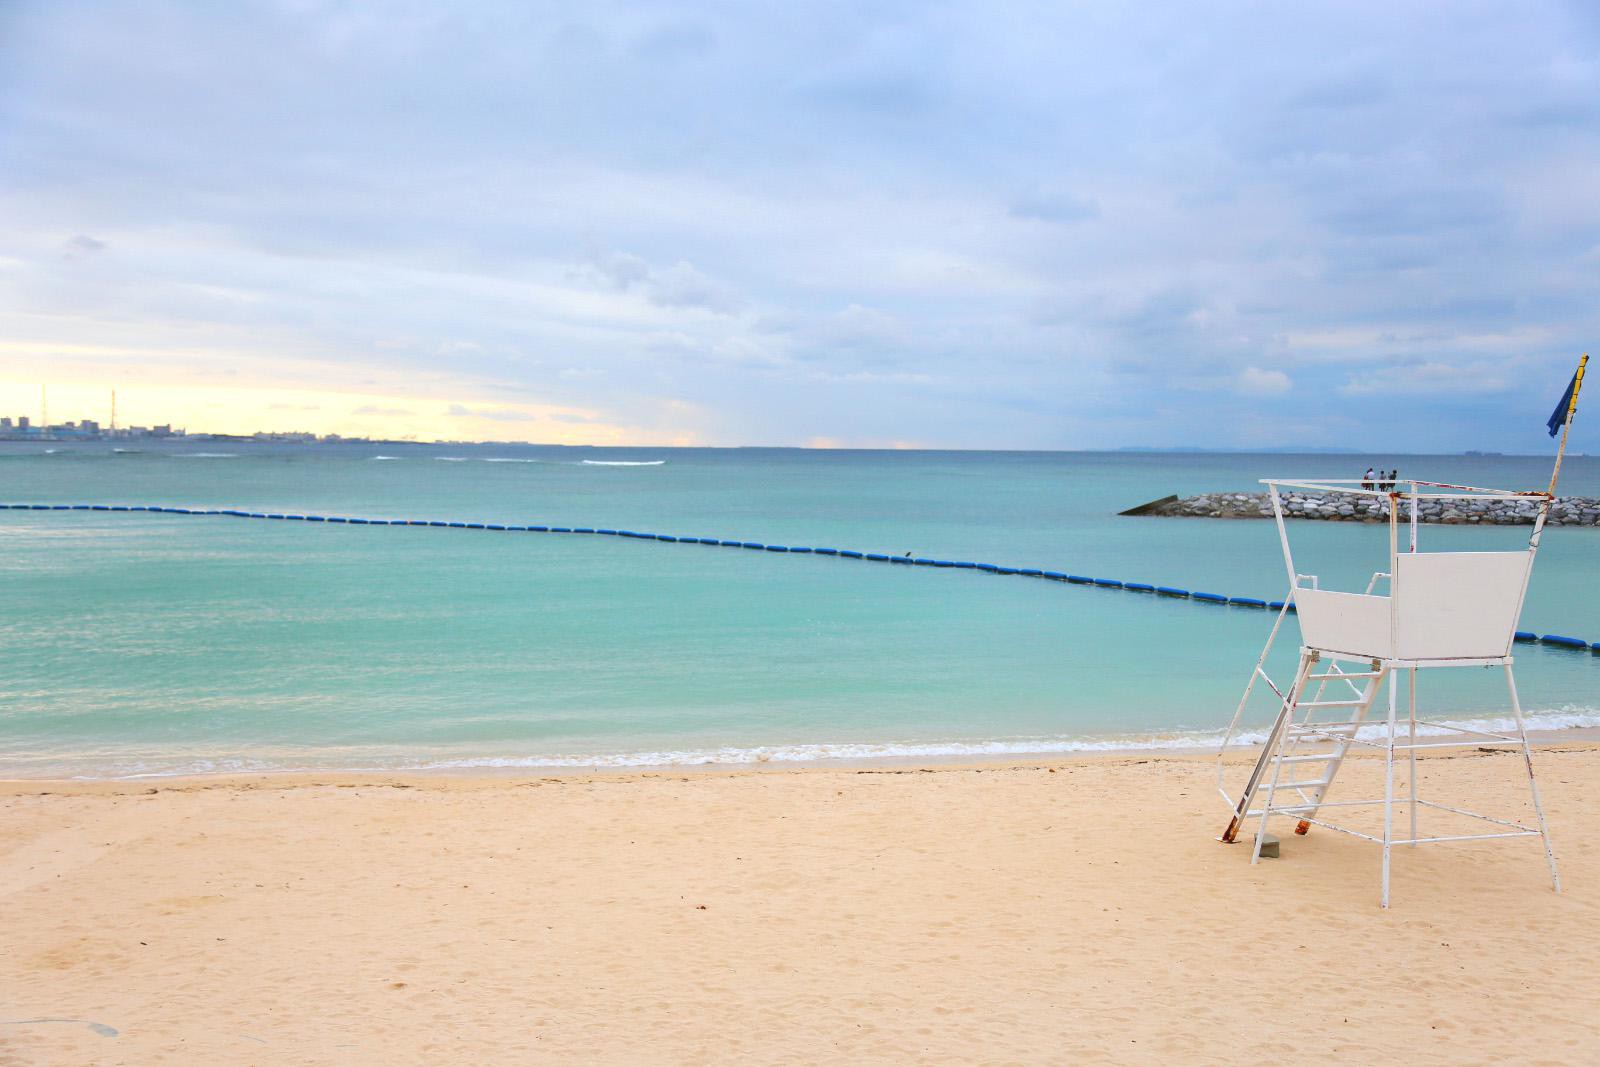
[1504,664,1561,893]
[1381,670,1398,908]
[1409,667,1418,848]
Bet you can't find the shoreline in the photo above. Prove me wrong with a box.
[8,730,1599,791]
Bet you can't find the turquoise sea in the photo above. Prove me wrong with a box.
[2,443,1596,778]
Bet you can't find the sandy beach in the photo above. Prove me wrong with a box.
[4,746,1599,1065]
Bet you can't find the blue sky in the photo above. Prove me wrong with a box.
[2,2,1597,450]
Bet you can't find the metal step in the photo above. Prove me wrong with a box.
[1296,699,1367,708]
[1308,671,1381,681]
[1265,779,1331,791]
[1277,753,1340,764]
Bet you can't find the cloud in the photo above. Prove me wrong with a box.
[1338,361,1510,397]
[1008,190,1099,224]
[1237,367,1291,395]
[646,261,742,314]
[632,21,717,63]
[3,3,1598,450]
[61,234,107,257]
[446,404,531,422]
[594,251,650,290]
[353,404,416,416]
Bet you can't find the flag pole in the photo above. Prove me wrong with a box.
[1530,353,1587,554]
[1547,353,1588,498]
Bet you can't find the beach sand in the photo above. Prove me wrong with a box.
[4,747,1599,1065]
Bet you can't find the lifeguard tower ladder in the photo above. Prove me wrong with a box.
[1215,477,1564,907]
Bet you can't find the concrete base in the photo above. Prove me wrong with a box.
[1256,834,1280,859]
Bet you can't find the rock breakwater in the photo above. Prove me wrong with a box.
[1126,491,1600,526]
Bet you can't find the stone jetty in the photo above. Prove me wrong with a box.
[1122,491,1600,526]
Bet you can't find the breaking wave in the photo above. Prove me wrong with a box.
[57,706,1593,780]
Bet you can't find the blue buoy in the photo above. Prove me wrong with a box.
[1541,634,1589,649]
[19,504,1594,670]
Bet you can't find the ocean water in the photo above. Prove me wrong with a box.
[2,443,1596,778]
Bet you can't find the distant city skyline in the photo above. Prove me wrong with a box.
[3,4,1598,452]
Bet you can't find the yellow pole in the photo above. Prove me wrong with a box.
[1547,353,1588,499]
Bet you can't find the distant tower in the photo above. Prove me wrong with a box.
[40,385,47,440]
[111,389,117,433]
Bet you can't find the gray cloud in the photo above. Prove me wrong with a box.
[61,234,107,257]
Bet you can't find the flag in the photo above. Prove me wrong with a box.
[1548,372,1578,437]
[1547,356,1587,437]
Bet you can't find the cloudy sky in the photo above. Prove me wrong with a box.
[3,2,1598,450]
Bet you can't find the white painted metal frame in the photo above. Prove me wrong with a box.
[1215,474,1563,907]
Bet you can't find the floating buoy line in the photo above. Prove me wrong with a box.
[7,502,1596,654]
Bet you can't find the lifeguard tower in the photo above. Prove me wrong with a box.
[1215,357,1585,906]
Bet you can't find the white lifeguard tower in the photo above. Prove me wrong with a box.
[1216,357,1586,906]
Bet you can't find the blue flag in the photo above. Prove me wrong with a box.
[1548,371,1579,437]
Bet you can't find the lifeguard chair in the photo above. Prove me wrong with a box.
[1215,477,1563,907]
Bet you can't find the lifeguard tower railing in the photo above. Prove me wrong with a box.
[1215,476,1561,906]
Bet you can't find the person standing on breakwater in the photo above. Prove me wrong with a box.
[1363,467,1376,491]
